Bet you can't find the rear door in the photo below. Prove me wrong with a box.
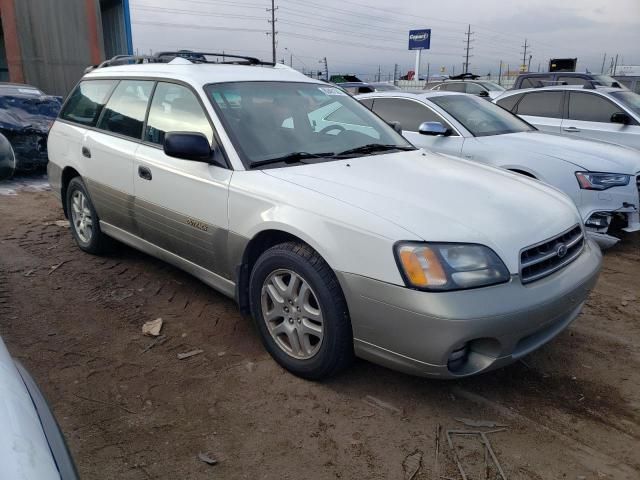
[134,81,232,275]
[370,97,464,156]
[562,91,640,148]
[512,90,564,134]
[86,79,154,234]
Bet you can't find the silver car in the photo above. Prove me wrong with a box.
[495,86,640,150]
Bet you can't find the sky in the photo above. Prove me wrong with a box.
[128,0,640,81]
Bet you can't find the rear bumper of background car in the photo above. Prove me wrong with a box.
[337,239,602,378]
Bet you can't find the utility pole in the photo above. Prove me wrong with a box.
[393,63,398,84]
[521,39,530,72]
[463,24,473,73]
[600,53,607,74]
[321,57,328,81]
[528,54,533,72]
[266,0,277,64]
[426,63,430,82]
[613,54,619,75]
[498,60,503,85]
[377,65,381,82]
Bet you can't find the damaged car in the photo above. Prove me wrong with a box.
[0,83,62,176]
[357,91,640,246]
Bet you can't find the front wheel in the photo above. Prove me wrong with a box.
[249,242,353,379]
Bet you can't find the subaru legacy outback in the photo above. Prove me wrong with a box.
[48,52,602,379]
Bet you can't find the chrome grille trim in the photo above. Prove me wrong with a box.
[520,224,584,284]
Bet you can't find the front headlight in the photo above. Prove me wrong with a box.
[395,242,510,291]
[575,172,630,190]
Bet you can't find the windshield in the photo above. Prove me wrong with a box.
[592,75,628,89]
[476,81,506,91]
[205,81,413,167]
[429,94,534,137]
[610,90,640,115]
[373,84,400,91]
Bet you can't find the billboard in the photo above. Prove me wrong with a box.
[408,29,431,50]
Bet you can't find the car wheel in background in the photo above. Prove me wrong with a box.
[249,241,353,380]
[65,177,111,254]
[0,133,16,181]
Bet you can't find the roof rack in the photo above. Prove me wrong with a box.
[87,50,275,71]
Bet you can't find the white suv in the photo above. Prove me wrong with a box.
[48,53,602,379]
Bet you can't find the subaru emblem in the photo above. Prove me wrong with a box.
[557,244,568,258]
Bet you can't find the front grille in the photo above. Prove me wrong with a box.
[520,225,584,284]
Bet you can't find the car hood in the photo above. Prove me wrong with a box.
[263,149,581,272]
[477,131,640,173]
[0,95,60,134]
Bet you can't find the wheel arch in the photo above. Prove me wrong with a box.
[235,228,326,315]
[60,166,81,218]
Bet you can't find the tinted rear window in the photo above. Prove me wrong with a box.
[60,80,116,126]
[495,94,523,112]
[515,91,563,118]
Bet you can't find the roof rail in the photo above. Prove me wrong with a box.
[87,51,274,72]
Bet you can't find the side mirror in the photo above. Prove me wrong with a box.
[478,90,490,97]
[387,121,402,134]
[164,132,212,161]
[611,112,631,125]
[419,121,450,136]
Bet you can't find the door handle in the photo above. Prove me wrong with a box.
[138,165,152,181]
[81,146,91,158]
[563,127,581,132]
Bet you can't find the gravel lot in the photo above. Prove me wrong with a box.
[1,182,639,479]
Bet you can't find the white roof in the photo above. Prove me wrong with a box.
[498,85,622,97]
[84,60,320,88]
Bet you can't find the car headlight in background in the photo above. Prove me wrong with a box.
[575,172,630,190]
[395,242,510,291]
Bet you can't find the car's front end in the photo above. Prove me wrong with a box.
[338,230,601,378]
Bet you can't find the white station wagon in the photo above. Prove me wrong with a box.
[48,53,602,379]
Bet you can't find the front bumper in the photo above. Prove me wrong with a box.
[337,238,602,378]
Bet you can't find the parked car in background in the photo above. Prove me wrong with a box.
[0,82,62,173]
[429,79,506,99]
[334,81,399,95]
[495,86,640,150]
[358,91,640,244]
[48,52,602,379]
[0,336,79,479]
[613,75,640,94]
[511,72,627,90]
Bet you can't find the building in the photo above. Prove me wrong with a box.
[0,0,132,96]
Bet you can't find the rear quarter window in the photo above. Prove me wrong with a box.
[60,80,117,126]
[495,94,522,112]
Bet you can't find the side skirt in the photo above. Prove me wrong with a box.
[100,221,236,299]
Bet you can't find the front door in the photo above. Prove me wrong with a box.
[561,91,640,149]
[133,82,232,277]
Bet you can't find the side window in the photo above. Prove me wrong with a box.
[60,80,116,126]
[97,80,153,139]
[445,83,466,93]
[372,98,455,133]
[558,76,589,87]
[145,83,214,145]
[567,92,621,123]
[359,98,374,110]
[520,76,552,88]
[515,91,563,118]
[465,83,485,95]
[496,94,523,112]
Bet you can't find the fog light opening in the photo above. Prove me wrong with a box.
[585,213,611,230]
[447,343,470,372]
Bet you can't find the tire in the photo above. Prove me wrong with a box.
[65,177,111,254]
[249,241,353,380]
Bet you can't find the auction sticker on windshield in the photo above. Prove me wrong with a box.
[319,87,347,96]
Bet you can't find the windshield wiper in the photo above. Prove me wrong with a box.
[249,151,335,169]
[333,144,416,158]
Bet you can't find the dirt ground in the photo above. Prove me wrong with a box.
[0,182,639,480]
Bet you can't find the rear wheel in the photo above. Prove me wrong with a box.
[249,242,353,379]
[65,177,111,254]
